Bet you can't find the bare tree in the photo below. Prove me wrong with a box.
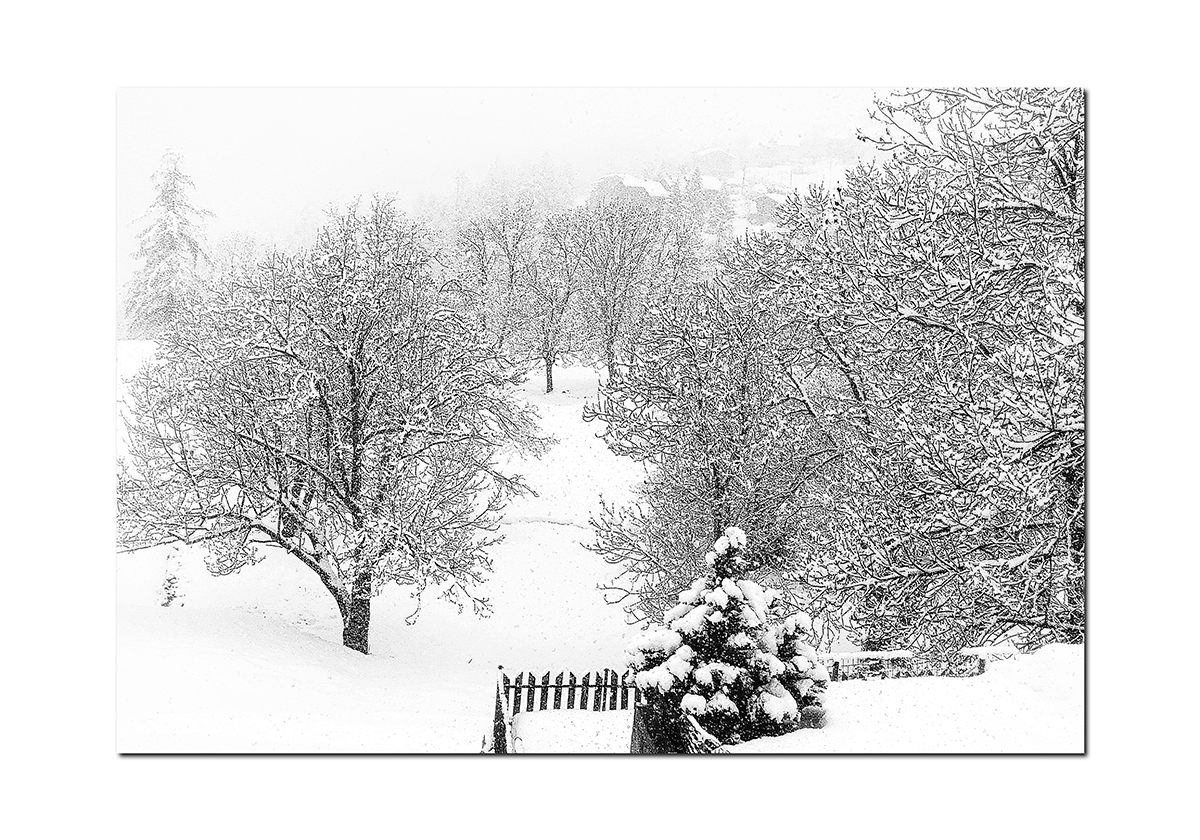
[523,211,590,392]
[456,194,541,353]
[584,274,835,627]
[571,200,666,381]
[118,198,549,653]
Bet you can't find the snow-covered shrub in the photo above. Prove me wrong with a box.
[761,612,829,730]
[160,573,181,607]
[627,526,828,746]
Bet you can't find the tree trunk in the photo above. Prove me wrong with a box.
[342,570,372,654]
[710,463,726,541]
[545,355,554,393]
[631,702,725,754]
[631,701,687,754]
[604,330,617,384]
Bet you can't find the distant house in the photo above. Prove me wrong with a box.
[693,148,736,179]
[751,192,787,224]
[589,174,669,207]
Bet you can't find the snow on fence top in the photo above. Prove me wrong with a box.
[817,651,915,682]
[959,645,1021,659]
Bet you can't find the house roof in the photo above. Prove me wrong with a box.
[596,173,669,198]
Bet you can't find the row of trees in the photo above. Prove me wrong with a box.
[124,153,728,393]
[588,88,1084,663]
[119,148,728,653]
[120,89,1083,662]
[450,173,718,391]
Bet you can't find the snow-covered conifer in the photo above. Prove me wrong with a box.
[124,150,213,338]
[627,527,828,747]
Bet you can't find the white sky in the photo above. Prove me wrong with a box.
[117,88,884,276]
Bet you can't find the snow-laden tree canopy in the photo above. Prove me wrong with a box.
[726,88,1085,658]
[592,89,1083,666]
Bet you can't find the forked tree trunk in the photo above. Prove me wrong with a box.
[342,570,372,654]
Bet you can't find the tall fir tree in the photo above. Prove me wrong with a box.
[124,150,212,338]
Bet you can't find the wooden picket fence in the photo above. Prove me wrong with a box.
[504,667,639,713]
[484,666,639,754]
[821,648,1022,679]
[820,650,914,681]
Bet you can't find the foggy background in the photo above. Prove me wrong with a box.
[117,88,884,291]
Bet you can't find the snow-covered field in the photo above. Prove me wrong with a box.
[118,342,644,752]
[117,341,1083,753]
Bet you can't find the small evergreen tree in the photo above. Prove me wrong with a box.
[627,526,828,748]
[124,150,212,338]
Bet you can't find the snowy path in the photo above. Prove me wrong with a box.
[117,347,645,752]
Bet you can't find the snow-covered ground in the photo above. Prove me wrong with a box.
[117,342,1082,753]
[501,645,1081,754]
[118,342,645,752]
[731,644,1083,754]
[512,709,635,754]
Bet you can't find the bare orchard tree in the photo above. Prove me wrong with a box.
[570,200,666,382]
[456,194,541,353]
[118,198,549,653]
[522,210,590,392]
[456,200,591,392]
[584,273,836,628]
